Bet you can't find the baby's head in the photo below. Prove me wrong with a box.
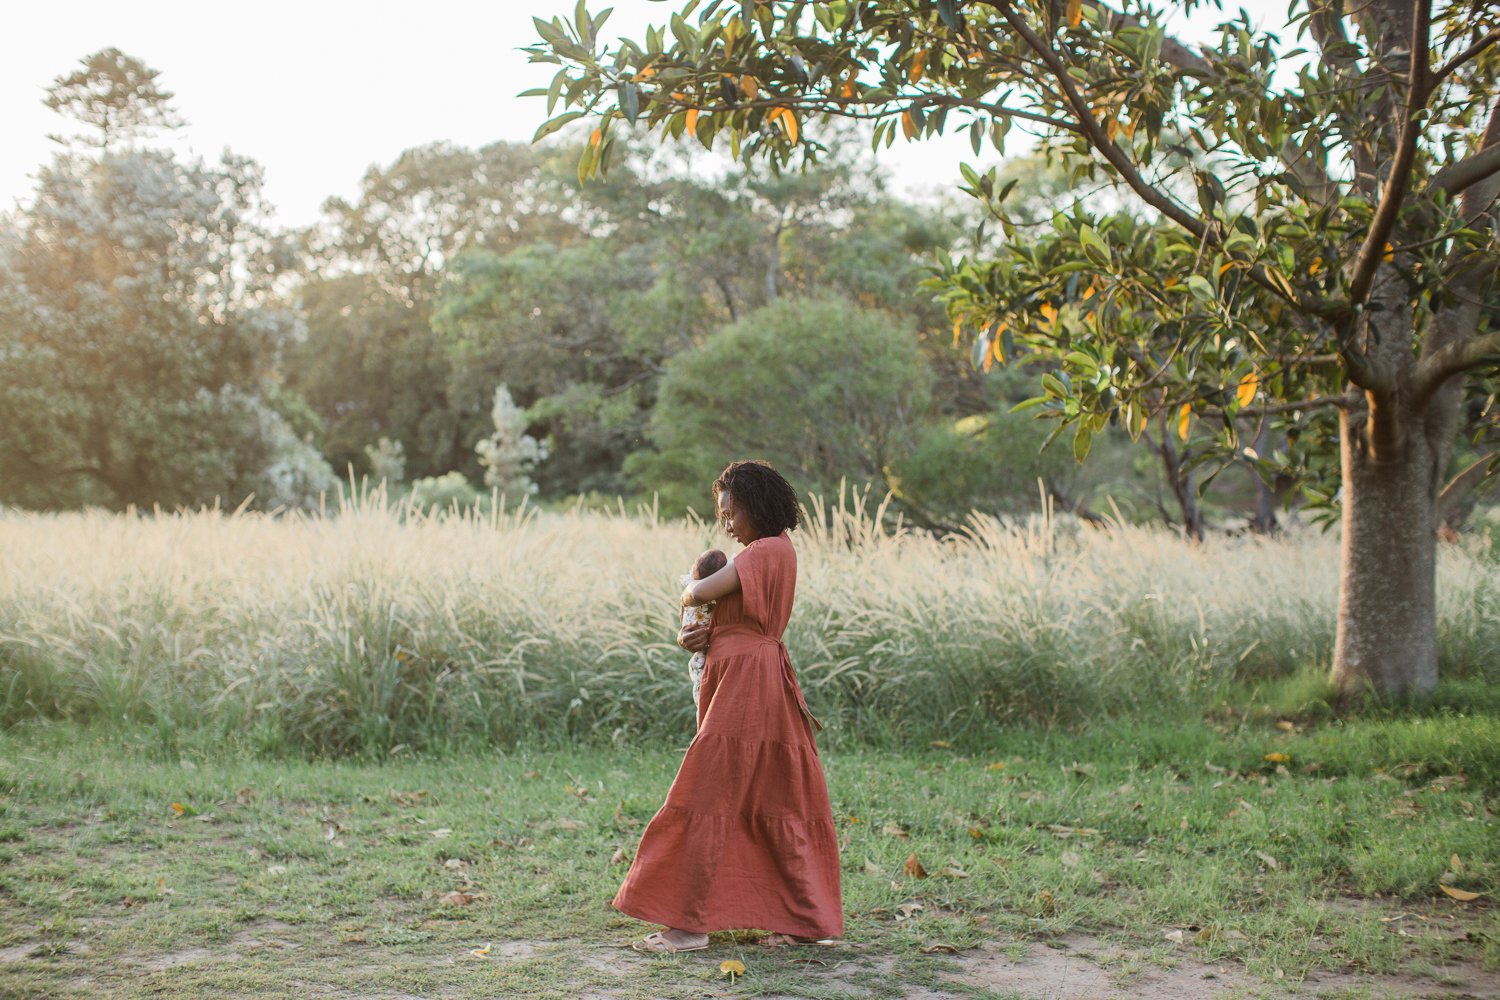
[692,548,727,580]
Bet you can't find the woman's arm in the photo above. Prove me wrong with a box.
[681,558,741,606]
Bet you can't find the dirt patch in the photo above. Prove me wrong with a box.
[0,942,40,963]
[141,946,216,971]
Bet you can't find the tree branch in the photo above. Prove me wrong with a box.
[1438,452,1498,520]
[1412,328,1500,404]
[979,0,1343,322]
[1206,392,1363,420]
[1431,29,1500,87]
[1346,0,1431,309]
[1429,139,1500,199]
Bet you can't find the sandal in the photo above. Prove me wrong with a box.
[632,930,709,954]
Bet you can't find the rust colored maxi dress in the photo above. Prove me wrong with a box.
[612,531,844,939]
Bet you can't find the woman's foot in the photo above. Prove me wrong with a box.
[632,928,709,953]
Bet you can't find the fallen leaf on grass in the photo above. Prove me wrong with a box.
[1060,850,1080,868]
[440,891,477,906]
[1035,890,1057,916]
[928,740,952,749]
[430,828,452,839]
[343,933,367,944]
[1275,720,1296,732]
[881,822,909,840]
[1440,884,1484,902]
[863,858,881,876]
[610,847,631,865]
[903,853,928,879]
[1255,851,1280,870]
[267,865,287,875]
[1451,853,1464,873]
[469,942,492,958]
[1163,928,1185,944]
[985,761,1007,772]
[1263,752,1290,764]
[920,943,960,954]
[443,858,466,870]
[896,902,924,920]
[719,959,746,981]
[1196,926,1221,944]
[937,866,969,879]
[156,878,174,896]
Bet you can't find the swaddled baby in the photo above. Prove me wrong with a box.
[679,548,727,717]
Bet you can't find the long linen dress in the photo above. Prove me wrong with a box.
[612,531,844,939]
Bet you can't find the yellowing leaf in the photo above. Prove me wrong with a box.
[1066,0,1083,27]
[1263,752,1291,763]
[1440,884,1483,901]
[909,49,928,83]
[720,959,747,980]
[685,108,700,137]
[589,127,602,148]
[902,110,917,139]
[773,107,799,143]
[929,739,952,749]
[904,852,929,879]
[1177,403,1192,441]
[986,761,1007,772]
[1451,853,1464,873]
[1105,115,1118,141]
[469,942,492,957]
[840,76,857,98]
[1274,719,1295,732]
[1039,303,1058,327]
[952,318,963,348]
[739,74,759,100]
[1382,242,1394,262]
[170,802,186,816]
[1237,373,1258,407]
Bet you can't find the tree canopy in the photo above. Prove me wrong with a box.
[530,0,1500,696]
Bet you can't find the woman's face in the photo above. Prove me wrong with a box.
[716,490,757,545]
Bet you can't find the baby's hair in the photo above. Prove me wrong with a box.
[712,460,801,539]
[693,548,728,580]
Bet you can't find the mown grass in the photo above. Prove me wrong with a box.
[3,490,1498,758]
[1,704,1496,999]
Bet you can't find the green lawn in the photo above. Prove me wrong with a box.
[1,705,1496,999]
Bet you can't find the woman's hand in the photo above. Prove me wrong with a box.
[677,621,711,653]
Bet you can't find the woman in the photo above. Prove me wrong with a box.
[613,460,844,952]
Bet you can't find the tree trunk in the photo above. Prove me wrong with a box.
[1330,406,1440,696]
[1248,424,1278,535]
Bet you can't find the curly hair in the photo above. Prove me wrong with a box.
[712,460,801,539]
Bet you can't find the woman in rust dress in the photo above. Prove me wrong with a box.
[613,460,843,952]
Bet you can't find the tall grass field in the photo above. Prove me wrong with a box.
[4,490,1499,757]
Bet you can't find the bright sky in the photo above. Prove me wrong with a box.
[2,1,1287,229]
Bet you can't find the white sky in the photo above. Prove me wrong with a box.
[2,1,1287,229]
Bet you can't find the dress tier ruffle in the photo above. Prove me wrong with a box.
[612,533,843,939]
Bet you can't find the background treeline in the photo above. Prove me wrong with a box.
[0,50,1430,532]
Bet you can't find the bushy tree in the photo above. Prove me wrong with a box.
[475,385,548,496]
[532,0,1500,696]
[629,295,932,512]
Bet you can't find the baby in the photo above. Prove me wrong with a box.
[680,548,727,714]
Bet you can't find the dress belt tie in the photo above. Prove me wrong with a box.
[712,625,823,732]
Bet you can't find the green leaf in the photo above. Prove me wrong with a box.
[533,110,586,143]
[1072,421,1093,462]
[619,81,640,124]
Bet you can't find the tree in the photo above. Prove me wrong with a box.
[531,0,1500,696]
[288,142,582,481]
[475,384,549,496]
[0,52,325,511]
[44,47,184,149]
[630,295,932,512]
[0,147,319,510]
